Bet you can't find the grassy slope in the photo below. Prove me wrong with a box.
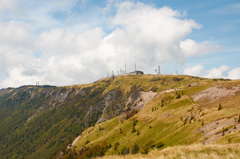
[73,76,240,157]
[98,144,240,159]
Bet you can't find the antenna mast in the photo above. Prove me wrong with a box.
[125,61,127,74]
[175,62,178,75]
[158,66,160,75]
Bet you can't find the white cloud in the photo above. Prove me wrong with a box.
[184,65,240,80]
[205,65,230,78]
[180,39,221,57]
[184,65,204,76]
[227,68,240,79]
[0,0,18,11]
[0,1,223,88]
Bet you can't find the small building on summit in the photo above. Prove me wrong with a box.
[126,71,144,75]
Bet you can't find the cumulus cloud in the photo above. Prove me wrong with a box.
[205,65,230,78]
[184,65,240,79]
[0,1,223,88]
[180,39,221,57]
[227,68,240,79]
[184,65,204,76]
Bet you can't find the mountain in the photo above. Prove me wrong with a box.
[0,75,239,158]
[59,75,240,159]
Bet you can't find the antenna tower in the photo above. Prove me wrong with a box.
[175,62,178,75]
[125,62,127,74]
[158,66,160,75]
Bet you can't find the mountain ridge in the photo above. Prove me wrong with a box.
[0,75,239,158]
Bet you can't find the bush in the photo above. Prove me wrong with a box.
[218,103,222,111]
[84,140,90,145]
[156,141,164,148]
[176,93,181,99]
[132,143,140,154]
[114,142,120,151]
[120,146,129,155]
[137,130,140,135]
[131,125,136,133]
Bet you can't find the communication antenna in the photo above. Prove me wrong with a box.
[125,61,127,74]
[175,62,178,75]
[155,69,157,74]
[158,66,160,75]
[112,70,114,77]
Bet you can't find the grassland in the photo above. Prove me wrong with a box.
[97,144,240,159]
[70,75,240,158]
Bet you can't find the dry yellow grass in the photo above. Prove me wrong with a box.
[71,75,240,158]
[97,144,240,159]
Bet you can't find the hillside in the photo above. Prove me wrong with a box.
[60,75,240,159]
[0,75,239,158]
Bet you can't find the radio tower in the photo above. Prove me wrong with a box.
[125,62,127,74]
[175,62,178,75]
[158,66,160,75]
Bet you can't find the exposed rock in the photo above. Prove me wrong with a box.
[55,88,73,103]
[125,91,158,111]
[192,85,240,103]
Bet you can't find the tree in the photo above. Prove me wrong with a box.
[132,143,139,154]
[218,103,222,111]
[131,125,136,133]
[137,130,140,135]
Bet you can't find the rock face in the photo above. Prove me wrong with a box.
[192,85,240,103]
[125,91,157,111]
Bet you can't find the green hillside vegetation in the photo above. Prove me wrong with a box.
[98,143,240,159]
[62,76,240,159]
[0,74,239,158]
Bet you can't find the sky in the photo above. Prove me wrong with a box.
[0,0,239,88]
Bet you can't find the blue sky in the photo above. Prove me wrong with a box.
[0,0,239,88]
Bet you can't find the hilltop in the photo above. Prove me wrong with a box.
[61,75,240,158]
[0,74,239,158]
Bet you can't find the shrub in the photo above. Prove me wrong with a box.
[132,143,140,154]
[137,130,140,135]
[131,125,136,133]
[176,93,181,99]
[84,140,90,145]
[114,142,120,151]
[156,141,164,148]
[120,146,129,155]
[218,103,222,111]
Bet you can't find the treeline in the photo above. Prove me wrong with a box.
[61,140,164,159]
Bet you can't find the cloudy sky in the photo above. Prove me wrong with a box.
[0,0,239,88]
